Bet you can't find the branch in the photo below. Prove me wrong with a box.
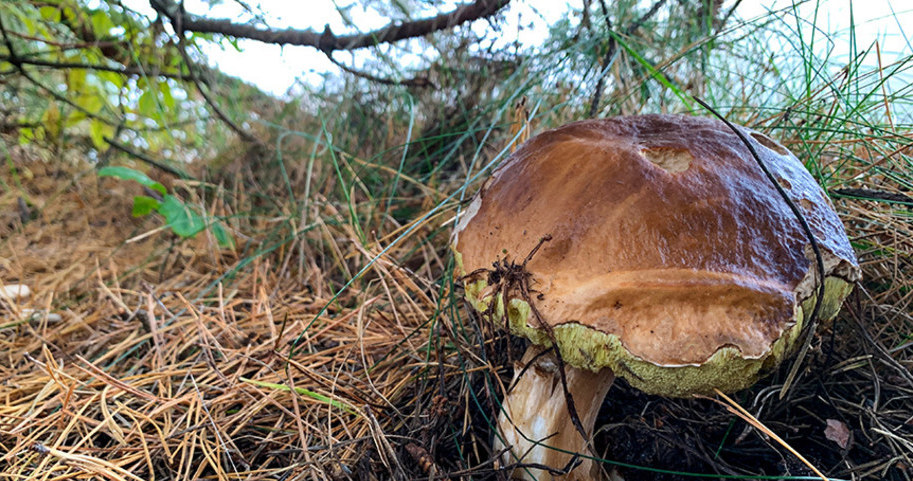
[47,9,196,83]
[715,0,744,35]
[5,30,124,56]
[149,0,510,52]
[0,11,23,70]
[171,14,261,146]
[325,53,433,88]
[0,54,193,80]
[104,137,192,179]
[588,0,668,117]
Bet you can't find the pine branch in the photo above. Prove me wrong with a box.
[149,0,510,52]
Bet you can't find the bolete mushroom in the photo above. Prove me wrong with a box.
[451,115,860,480]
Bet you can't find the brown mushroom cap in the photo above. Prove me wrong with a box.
[453,114,860,396]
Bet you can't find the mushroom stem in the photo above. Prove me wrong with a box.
[496,345,616,481]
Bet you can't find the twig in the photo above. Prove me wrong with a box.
[588,0,615,118]
[466,235,596,461]
[172,16,262,146]
[324,53,433,88]
[0,13,23,70]
[716,0,745,35]
[103,137,192,179]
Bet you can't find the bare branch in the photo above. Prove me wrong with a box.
[0,54,193,80]
[149,0,510,52]
[716,0,744,34]
[104,137,192,179]
[325,53,434,88]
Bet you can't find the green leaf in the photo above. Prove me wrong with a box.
[18,127,35,146]
[41,104,62,141]
[67,110,87,126]
[61,6,77,23]
[131,196,160,217]
[88,120,112,149]
[39,6,61,22]
[98,166,167,196]
[159,195,205,238]
[159,82,176,110]
[90,10,113,36]
[138,90,157,116]
[210,221,234,248]
[239,378,356,414]
[66,68,86,94]
[75,92,104,114]
[98,71,124,90]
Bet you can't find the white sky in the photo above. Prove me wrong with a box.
[127,1,913,97]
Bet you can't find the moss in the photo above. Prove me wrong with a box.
[464,274,854,397]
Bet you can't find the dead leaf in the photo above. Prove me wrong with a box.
[824,419,851,449]
[1,284,30,301]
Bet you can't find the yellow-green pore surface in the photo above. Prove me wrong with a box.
[459,262,854,397]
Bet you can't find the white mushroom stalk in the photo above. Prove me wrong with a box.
[495,346,615,481]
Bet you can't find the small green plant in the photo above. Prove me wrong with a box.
[98,166,233,247]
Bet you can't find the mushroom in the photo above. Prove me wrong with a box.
[451,115,860,480]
